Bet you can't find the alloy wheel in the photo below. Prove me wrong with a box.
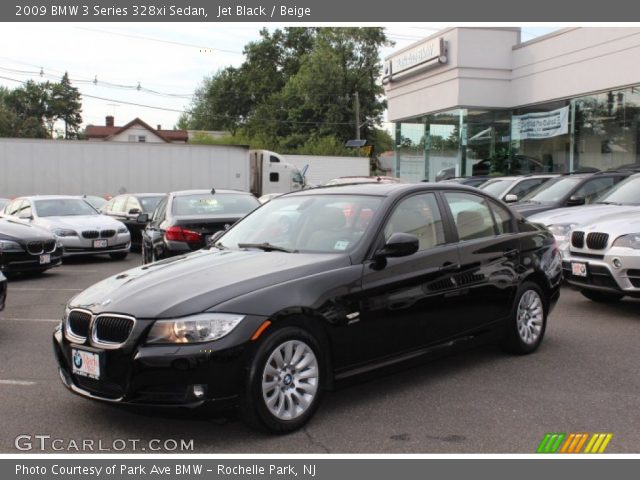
[516,290,544,345]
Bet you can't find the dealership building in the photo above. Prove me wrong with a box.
[384,27,640,181]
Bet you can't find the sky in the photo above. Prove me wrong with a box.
[0,24,558,133]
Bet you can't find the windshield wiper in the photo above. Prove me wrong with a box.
[237,242,298,253]
[595,201,622,205]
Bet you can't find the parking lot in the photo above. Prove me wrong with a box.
[1,254,639,453]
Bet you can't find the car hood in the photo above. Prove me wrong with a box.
[36,215,124,231]
[527,204,640,227]
[69,249,350,318]
[0,218,54,241]
[572,211,640,237]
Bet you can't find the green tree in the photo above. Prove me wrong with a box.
[49,72,83,139]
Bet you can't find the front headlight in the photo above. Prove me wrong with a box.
[547,223,577,240]
[53,228,77,237]
[117,226,128,234]
[0,240,23,252]
[146,313,245,344]
[612,233,640,249]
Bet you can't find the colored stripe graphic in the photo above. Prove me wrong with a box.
[538,433,613,453]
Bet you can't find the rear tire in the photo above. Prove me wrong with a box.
[501,281,547,355]
[580,289,623,303]
[109,252,128,260]
[241,326,324,434]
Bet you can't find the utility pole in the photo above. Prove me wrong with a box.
[354,91,361,140]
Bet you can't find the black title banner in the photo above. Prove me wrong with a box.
[4,0,640,21]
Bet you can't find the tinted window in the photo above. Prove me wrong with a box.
[596,175,640,205]
[521,176,582,203]
[445,192,496,241]
[384,193,445,251]
[510,178,549,199]
[33,199,98,217]
[489,201,514,234]
[172,194,259,216]
[139,195,165,213]
[573,177,616,204]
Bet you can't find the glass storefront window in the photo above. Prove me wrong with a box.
[396,121,427,182]
[574,87,640,171]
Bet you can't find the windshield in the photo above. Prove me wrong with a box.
[173,193,259,216]
[480,179,516,197]
[139,195,165,213]
[520,177,582,203]
[34,199,98,217]
[219,194,383,253]
[596,175,640,204]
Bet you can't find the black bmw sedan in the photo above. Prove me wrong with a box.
[0,217,63,275]
[140,189,260,264]
[53,183,561,433]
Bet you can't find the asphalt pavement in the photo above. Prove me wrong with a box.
[1,253,639,453]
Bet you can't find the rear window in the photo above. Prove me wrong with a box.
[139,196,165,213]
[172,194,259,216]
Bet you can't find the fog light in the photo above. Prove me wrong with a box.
[612,258,622,269]
[192,384,207,399]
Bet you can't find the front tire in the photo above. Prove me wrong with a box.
[241,326,324,434]
[580,289,623,303]
[501,282,547,355]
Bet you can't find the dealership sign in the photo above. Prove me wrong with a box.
[383,37,447,82]
[512,106,569,140]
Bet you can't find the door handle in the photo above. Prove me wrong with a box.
[439,263,460,273]
[503,248,519,258]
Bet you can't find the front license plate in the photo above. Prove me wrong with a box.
[39,254,50,265]
[93,239,108,249]
[571,262,587,277]
[71,348,101,379]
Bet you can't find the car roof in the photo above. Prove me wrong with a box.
[285,182,483,197]
[170,189,254,197]
[19,195,89,201]
[111,193,166,198]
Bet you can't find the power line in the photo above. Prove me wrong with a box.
[74,27,245,55]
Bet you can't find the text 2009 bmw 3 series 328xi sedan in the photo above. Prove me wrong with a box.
[53,183,561,433]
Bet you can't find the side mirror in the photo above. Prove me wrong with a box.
[376,233,419,259]
[136,213,149,224]
[128,208,141,215]
[504,194,518,203]
[567,195,586,206]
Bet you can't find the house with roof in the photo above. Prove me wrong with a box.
[85,116,188,143]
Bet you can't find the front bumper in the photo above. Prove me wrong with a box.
[60,233,131,257]
[52,314,266,408]
[0,248,63,273]
[563,246,640,296]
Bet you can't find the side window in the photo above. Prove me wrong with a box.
[510,179,546,199]
[488,200,514,235]
[152,197,168,224]
[444,192,496,241]
[111,196,127,213]
[573,177,616,204]
[269,155,280,163]
[384,193,445,251]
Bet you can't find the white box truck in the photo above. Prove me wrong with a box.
[0,138,308,197]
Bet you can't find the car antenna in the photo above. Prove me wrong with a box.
[211,187,216,195]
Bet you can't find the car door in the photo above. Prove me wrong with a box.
[346,192,461,366]
[441,191,520,334]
